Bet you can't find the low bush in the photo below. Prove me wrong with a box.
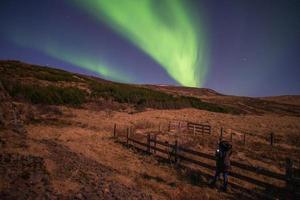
[89,81,236,113]
[1,79,86,106]
[34,71,77,82]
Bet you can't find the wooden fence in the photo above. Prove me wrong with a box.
[187,122,211,135]
[167,121,211,135]
[220,128,282,147]
[165,120,286,147]
[113,124,300,199]
[167,121,186,133]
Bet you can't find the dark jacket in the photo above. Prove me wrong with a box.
[215,141,232,172]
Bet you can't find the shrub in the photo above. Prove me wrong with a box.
[90,81,182,109]
[1,79,86,106]
[182,96,234,113]
[89,81,236,113]
[34,71,77,82]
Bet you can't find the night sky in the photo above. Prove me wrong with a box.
[0,0,299,96]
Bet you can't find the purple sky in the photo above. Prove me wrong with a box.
[0,0,299,96]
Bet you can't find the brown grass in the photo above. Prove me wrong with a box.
[1,103,295,199]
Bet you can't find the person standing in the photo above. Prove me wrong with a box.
[211,140,232,191]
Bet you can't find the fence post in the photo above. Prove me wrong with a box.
[243,133,246,145]
[193,125,196,136]
[270,132,274,146]
[113,123,117,138]
[220,127,223,140]
[178,122,181,134]
[154,135,157,154]
[126,127,129,146]
[174,140,178,164]
[147,133,151,154]
[285,158,294,194]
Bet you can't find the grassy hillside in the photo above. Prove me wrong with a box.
[144,82,300,116]
[1,60,299,199]
[0,60,237,114]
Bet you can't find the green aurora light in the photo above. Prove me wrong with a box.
[45,45,132,82]
[74,0,208,87]
[8,33,132,83]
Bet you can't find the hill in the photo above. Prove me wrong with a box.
[261,95,300,106]
[1,60,299,199]
[143,85,300,116]
[0,60,237,114]
[1,60,299,116]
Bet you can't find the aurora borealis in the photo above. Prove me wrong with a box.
[0,0,299,96]
[74,0,207,87]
